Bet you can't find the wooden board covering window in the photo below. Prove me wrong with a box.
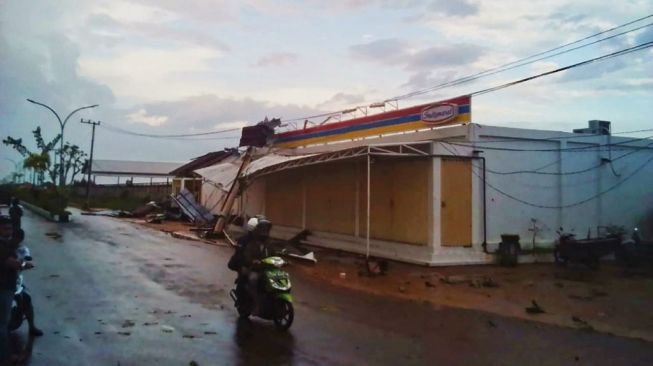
[265,170,302,228]
[305,163,357,235]
[441,158,472,247]
[359,159,430,245]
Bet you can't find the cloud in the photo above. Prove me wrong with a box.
[408,44,485,70]
[316,92,367,109]
[401,70,459,90]
[122,94,320,132]
[254,52,299,67]
[84,13,231,52]
[350,38,484,71]
[427,0,478,17]
[349,38,409,65]
[636,26,653,44]
[127,108,168,126]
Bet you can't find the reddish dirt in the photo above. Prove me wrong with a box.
[293,248,653,342]
[126,219,653,342]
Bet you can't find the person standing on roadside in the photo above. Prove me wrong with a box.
[8,198,22,233]
[0,216,21,365]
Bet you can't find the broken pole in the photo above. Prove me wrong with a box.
[366,148,371,259]
[81,118,101,207]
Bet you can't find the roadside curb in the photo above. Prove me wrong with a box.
[21,201,57,222]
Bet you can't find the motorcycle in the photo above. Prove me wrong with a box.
[9,245,34,332]
[616,228,653,267]
[230,256,294,331]
[554,227,622,269]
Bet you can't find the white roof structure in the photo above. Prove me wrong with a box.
[194,160,241,191]
[91,159,185,177]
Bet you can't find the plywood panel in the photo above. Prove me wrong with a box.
[361,159,429,245]
[305,163,357,235]
[265,170,302,228]
[441,158,472,246]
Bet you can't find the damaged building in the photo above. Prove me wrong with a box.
[199,96,653,265]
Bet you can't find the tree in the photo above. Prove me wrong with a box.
[23,153,49,184]
[3,127,64,186]
[60,143,87,184]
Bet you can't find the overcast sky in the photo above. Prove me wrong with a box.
[1,0,652,178]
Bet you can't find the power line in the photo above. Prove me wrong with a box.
[280,14,653,124]
[451,127,653,144]
[100,122,242,138]
[391,19,653,101]
[441,134,653,152]
[485,143,652,175]
[441,138,653,209]
[473,155,653,209]
[472,41,653,97]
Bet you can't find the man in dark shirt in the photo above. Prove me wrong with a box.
[0,216,21,365]
[8,198,23,233]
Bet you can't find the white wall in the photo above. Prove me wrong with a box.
[459,124,653,256]
[239,123,653,265]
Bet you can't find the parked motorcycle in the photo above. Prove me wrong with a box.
[554,227,622,269]
[615,228,653,267]
[9,245,34,332]
[230,256,294,331]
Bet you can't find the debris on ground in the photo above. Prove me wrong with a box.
[442,275,468,285]
[470,276,499,288]
[81,210,132,218]
[487,320,497,328]
[398,285,407,293]
[424,281,436,288]
[143,322,159,326]
[568,294,594,302]
[161,325,175,333]
[365,259,388,276]
[189,361,199,366]
[182,334,197,339]
[132,201,159,217]
[121,320,135,328]
[591,288,608,297]
[45,232,62,239]
[525,300,546,315]
[203,331,217,335]
[572,316,594,330]
[117,332,131,336]
[145,213,167,224]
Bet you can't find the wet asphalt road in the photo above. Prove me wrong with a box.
[11,210,653,366]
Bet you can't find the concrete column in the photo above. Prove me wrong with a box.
[558,140,567,230]
[431,155,442,251]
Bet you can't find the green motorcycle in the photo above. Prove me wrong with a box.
[230,256,294,331]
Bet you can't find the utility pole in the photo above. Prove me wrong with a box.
[81,118,100,207]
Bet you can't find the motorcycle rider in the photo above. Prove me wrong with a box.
[233,216,272,311]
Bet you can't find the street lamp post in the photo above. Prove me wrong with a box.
[26,99,99,187]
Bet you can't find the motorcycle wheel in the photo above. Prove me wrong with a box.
[273,300,294,331]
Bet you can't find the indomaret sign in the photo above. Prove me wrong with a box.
[273,95,471,148]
